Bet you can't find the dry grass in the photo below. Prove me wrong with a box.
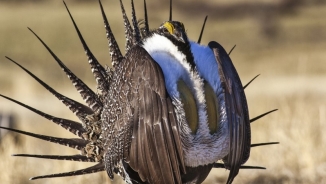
[0,0,325,184]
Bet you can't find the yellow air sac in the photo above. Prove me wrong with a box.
[177,80,198,134]
[204,82,220,134]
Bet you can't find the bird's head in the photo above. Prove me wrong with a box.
[157,21,188,44]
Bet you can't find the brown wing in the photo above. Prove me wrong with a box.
[208,41,251,184]
[105,45,185,184]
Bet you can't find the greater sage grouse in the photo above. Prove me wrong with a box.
[0,0,278,183]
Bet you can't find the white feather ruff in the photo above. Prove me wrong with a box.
[142,34,229,167]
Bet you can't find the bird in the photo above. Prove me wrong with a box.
[0,0,279,183]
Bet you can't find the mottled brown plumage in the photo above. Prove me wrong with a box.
[101,45,186,183]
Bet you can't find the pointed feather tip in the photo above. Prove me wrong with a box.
[250,109,278,123]
[29,176,41,180]
[197,15,208,44]
[98,0,103,8]
[228,44,237,55]
[11,154,29,157]
[30,175,46,180]
[243,74,260,89]
[213,163,266,170]
[26,28,37,40]
[5,56,13,62]
[169,0,172,21]
[238,165,266,170]
[251,142,280,148]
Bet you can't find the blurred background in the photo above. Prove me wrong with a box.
[0,0,325,183]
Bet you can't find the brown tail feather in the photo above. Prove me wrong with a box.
[197,16,208,44]
[251,142,279,148]
[98,0,123,69]
[131,0,141,44]
[0,126,88,150]
[30,162,105,180]
[13,154,95,162]
[119,0,133,53]
[63,1,110,96]
[29,26,102,113]
[143,0,150,36]
[5,56,93,119]
[250,109,278,123]
[0,94,86,138]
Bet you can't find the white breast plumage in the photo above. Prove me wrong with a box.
[143,34,230,166]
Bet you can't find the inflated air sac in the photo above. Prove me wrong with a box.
[177,80,198,134]
[204,82,220,134]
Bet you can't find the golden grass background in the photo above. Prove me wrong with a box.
[0,0,325,183]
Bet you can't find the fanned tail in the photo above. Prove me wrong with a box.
[119,0,133,52]
[5,56,93,119]
[131,0,141,44]
[28,28,103,113]
[0,94,85,138]
[0,126,88,150]
[63,1,110,96]
[99,0,123,69]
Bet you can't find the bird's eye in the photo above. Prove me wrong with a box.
[163,28,169,34]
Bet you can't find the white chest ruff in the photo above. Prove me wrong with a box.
[142,34,229,167]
